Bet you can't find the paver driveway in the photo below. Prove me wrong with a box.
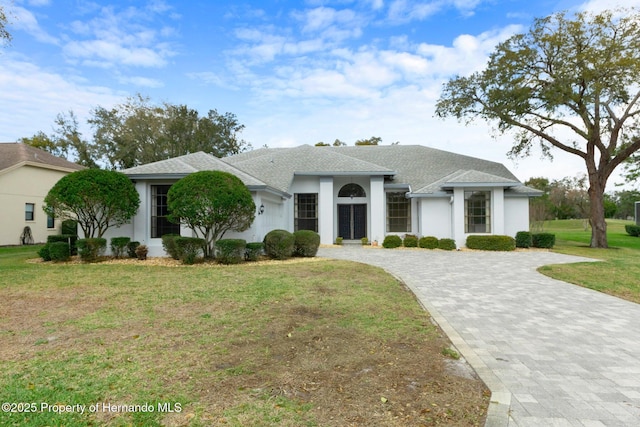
[317,246,640,427]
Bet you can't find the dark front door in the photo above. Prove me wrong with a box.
[338,204,367,240]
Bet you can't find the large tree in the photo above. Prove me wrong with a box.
[0,5,11,46]
[435,9,640,248]
[44,169,140,238]
[167,171,255,258]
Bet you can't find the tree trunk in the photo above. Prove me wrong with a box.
[587,181,608,248]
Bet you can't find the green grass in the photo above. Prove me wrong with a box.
[537,219,640,303]
[0,246,487,426]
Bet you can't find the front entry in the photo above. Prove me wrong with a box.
[338,204,367,240]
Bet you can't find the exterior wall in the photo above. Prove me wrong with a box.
[369,177,385,244]
[0,165,69,245]
[504,197,530,237]
[419,197,452,239]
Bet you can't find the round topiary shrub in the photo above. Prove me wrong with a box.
[515,231,532,248]
[49,241,71,262]
[466,235,515,251]
[438,238,457,251]
[264,229,295,260]
[175,237,205,265]
[76,238,107,262]
[245,242,264,261]
[38,244,52,261]
[110,236,131,258]
[625,224,640,237]
[403,234,418,248]
[382,235,402,249]
[294,230,320,257]
[216,239,247,264]
[418,236,438,249]
[532,233,556,249]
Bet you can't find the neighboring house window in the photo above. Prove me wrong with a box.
[25,203,35,221]
[295,193,318,232]
[47,215,55,229]
[465,191,491,233]
[386,192,410,232]
[151,185,181,238]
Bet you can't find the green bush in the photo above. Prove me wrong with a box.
[466,235,516,251]
[38,244,51,261]
[162,234,182,259]
[382,235,402,248]
[175,237,205,265]
[110,236,131,258]
[625,224,640,237]
[264,229,295,260]
[245,242,264,261]
[47,234,78,255]
[361,237,369,246]
[515,231,532,248]
[127,241,140,258]
[216,239,247,265]
[403,234,418,248]
[49,241,71,262]
[294,230,321,257]
[418,236,438,249]
[61,219,78,235]
[76,238,107,262]
[532,233,556,248]
[335,237,343,245]
[438,238,457,251]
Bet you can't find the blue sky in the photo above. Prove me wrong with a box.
[1,0,637,187]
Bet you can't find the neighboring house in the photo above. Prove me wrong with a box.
[113,144,540,256]
[0,143,85,246]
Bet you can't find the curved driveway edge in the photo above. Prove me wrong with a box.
[317,247,640,427]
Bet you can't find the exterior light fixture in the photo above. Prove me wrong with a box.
[258,204,265,215]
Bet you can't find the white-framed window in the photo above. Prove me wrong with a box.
[151,185,181,238]
[294,193,318,232]
[25,203,35,221]
[386,192,410,232]
[465,191,491,233]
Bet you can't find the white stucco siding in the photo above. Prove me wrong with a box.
[504,197,530,237]
[419,198,452,239]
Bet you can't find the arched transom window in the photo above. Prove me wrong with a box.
[338,183,366,198]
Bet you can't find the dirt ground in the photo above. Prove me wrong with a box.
[5,256,490,426]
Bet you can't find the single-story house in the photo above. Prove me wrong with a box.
[110,144,540,256]
[0,143,85,246]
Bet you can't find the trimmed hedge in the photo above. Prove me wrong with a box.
[264,229,295,260]
[466,235,515,251]
[162,234,182,259]
[294,230,320,257]
[127,241,140,258]
[532,233,556,248]
[515,231,532,248]
[76,238,107,262]
[216,239,247,264]
[438,238,457,251]
[403,234,418,248]
[382,235,402,249]
[418,236,438,249]
[38,245,51,261]
[245,242,264,261]
[175,237,205,265]
[49,241,71,262]
[47,234,78,255]
[110,236,131,258]
[625,224,640,237]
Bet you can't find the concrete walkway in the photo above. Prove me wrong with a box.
[317,246,640,427]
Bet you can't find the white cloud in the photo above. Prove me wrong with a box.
[578,0,640,13]
[10,6,58,44]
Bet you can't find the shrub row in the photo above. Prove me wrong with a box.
[515,231,556,249]
[382,235,457,250]
[466,235,515,251]
[625,224,640,237]
[263,229,320,260]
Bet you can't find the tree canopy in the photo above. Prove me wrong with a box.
[167,171,255,257]
[436,8,640,248]
[44,169,140,238]
[21,95,250,169]
[0,5,10,46]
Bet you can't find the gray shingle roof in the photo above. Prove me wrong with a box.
[0,143,85,173]
[121,152,268,187]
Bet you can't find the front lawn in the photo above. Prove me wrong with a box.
[537,219,640,303]
[0,247,488,426]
